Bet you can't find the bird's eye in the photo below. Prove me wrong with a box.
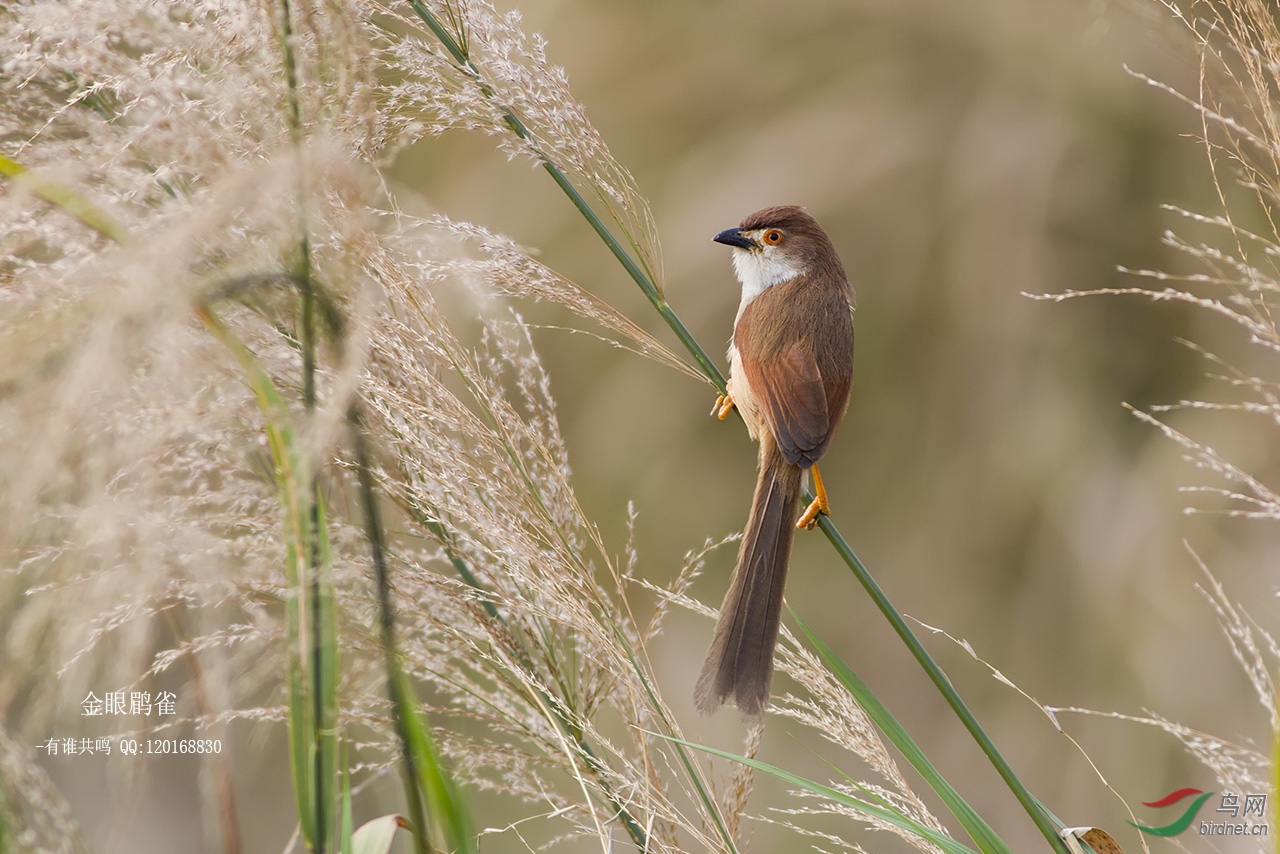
[763,229,783,245]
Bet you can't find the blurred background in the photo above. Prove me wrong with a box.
[27,0,1280,851]
[391,0,1278,850]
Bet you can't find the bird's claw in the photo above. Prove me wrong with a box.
[797,465,830,530]
[796,497,828,530]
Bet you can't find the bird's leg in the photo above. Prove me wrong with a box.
[797,465,830,530]
[711,391,736,420]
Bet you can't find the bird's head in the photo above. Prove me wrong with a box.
[713,205,840,301]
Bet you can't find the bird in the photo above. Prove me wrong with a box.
[695,205,856,718]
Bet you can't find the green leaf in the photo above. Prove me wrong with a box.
[0,154,129,243]
[340,763,354,854]
[794,614,1014,854]
[652,733,979,854]
[313,486,340,849]
[393,666,477,854]
[200,308,338,850]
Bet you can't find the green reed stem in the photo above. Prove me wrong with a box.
[350,406,433,854]
[279,0,336,847]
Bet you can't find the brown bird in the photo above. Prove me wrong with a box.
[695,205,855,718]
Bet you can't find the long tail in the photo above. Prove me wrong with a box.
[695,437,802,718]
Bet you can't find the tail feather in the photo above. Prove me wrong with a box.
[695,439,801,718]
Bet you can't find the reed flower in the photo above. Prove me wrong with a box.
[0,1,772,850]
[1031,2,1280,843]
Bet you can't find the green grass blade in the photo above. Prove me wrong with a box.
[393,666,476,854]
[286,549,315,849]
[0,154,129,244]
[1030,796,1070,831]
[806,504,1069,854]
[653,734,980,854]
[351,411,432,854]
[199,307,331,850]
[793,614,1013,854]
[341,764,354,854]
[313,487,339,851]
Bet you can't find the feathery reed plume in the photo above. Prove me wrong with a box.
[655,586,957,854]
[0,726,90,854]
[0,0,752,850]
[1034,1,1280,519]
[381,0,664,289]
[357,223,741,850]
[768,624,952,854]
[1029,0,1280,842]
[1048,550,1274,806]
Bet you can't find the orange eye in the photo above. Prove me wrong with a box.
[763,229,783,245]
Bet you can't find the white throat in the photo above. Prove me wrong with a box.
[732,248,803,312]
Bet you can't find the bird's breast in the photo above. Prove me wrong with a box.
[727,339,767,444]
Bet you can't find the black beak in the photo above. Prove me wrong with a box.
[712,227,754,250]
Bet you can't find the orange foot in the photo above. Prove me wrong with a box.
[796,464,830,530]
[711,392,736,420]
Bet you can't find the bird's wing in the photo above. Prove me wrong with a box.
[742,339,830,467]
